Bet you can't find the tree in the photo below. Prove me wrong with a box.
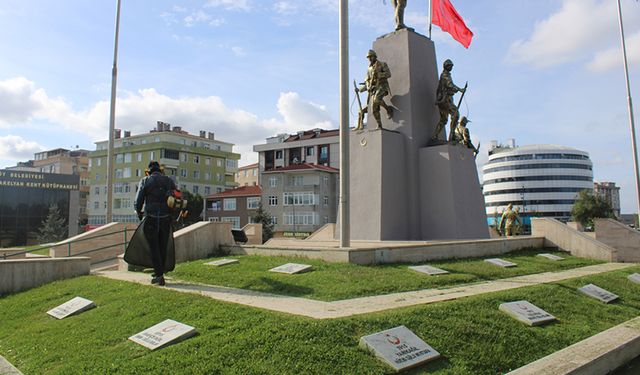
[252,203,274,243]
[571,189,615,227]
[177,191,204,227]
[38,203,68,243]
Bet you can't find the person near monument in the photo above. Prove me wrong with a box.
[391,0,407,30]
[433,59,466,141]
[453,116,479,156]
[357,49,393,130]
[134,161,177,286]
[499,203,522,237]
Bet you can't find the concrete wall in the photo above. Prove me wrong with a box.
[595,218,640,262]
[531,218,617,261]
[0,249,27,259]
[226,236,545,265]
[306,223,336,241]
[0,257,90,295]
[173,221,234,263]
[50,222,138,264]
[241,223,263,245]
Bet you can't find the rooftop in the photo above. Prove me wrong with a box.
[206,185,262,199]
[262,163,339,174]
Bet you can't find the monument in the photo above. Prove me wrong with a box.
[346,27,488,241]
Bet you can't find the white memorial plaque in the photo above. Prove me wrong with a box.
[359,325,441,372]
[484,258,517,268]
[578,284,619,304]
[129,319,197,350]
[499,300,556,326]
[47,297,95,319]
[205,259,239,267]
[628,273,640,284]
[537,253,565,261]
[408,265,449,276]
[269,263,313,274]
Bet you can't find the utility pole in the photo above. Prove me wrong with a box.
[106,0,122,223]
[339,0,350,247]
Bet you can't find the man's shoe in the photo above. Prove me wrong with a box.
[151,276,166,286]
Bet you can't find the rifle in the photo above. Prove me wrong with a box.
[456,81,468,110]
[354,80,365,130]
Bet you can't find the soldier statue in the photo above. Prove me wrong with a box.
[498,203,522,237]
[392,0,407,31]
[355,49,393,130]
[432,59,466,142]
[452,116,479,156]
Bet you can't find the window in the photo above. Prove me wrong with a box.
[150,151,155,161]
[216,187,223,193]
[180,184,187,191]
[306,147,315,156]
[247,197,261,209]
[116,154,123,163]
[123,168,131,178]
[275,150,283,159]
[114,183,124,193]
[115,169,123,179]
[223,198,237,211]
[124,183,131,193]
[290,175,304,186]
[269,177,278,187]
[283,192,316,206]
[283,212,316,225]
[205,157,211,166]
[319,145,329,164]
[181,153,188,162]
[244,170,248,177]
[204,186,211,195]
[205,172,211,180]
[226,159,237,169]
[253,169,257,176]
[194,155,200,164]
[192,185,199,194]
[211,201,221,211]
[95,173,101,182]
[324,216,329,224]
[216,173,222,182]
[323,176,329,185]
[271,216,278,225]
[323,196,329,206]
[208,217,220,222]
[137,153,142,162]
[97,158,102,166]
[268,196,278,206]
[216,159,222,167]
[135,169,141,177]
[221,216,241,229]
[162,149,179,160]
[94,201,99,209]
[124,153,132,163]
[193,170,200,179]
[181,169,187,178]
[94,186,100,195]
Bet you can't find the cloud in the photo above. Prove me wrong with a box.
[0,77,335,165]
[0,135,44,161]
[205,0,252,12]
[587,31,640,72]
[506,0,640,68]
[184,10,212,27]
[273,1,298,15]
[231,46,246,57]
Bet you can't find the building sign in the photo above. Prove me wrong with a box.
[283,232,310,238]
[0,170,79,191]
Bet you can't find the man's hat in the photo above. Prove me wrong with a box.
[148,161,161,172]
[366,49,377,58]
[443,59,454,67]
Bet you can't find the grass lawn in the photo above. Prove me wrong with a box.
[169,249,602,301]
[1,265,639,374]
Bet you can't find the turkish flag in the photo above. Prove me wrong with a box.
[432,0,473,48]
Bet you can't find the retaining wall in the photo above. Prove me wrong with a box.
[0,257,90,295]
[595,218,640,262]
[173,221,234,263]
[531,218,617,261]
[50,222,137,264]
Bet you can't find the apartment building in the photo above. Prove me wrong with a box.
[87,122,240,224]
[204,185,262,229]
[236,163,259,187]
[594,181,621,218]
[253,129,339,236]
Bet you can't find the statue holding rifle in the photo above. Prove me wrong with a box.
[354,49,393,131]
[432,59,467,142]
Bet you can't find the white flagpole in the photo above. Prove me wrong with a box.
[339,0,350,248]
[616,0,640,226]
[428,0,433,39]
[106,0,122,224]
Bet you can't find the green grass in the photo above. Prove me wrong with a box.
[169,249,602,301]
[1,265,639,374]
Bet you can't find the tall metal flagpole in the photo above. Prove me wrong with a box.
[428,0,433,39]
[339,0,350,248]
[616,0,640,226]
[106,0,122,224]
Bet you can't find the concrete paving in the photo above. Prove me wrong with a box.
[0,355,23,375]
[95,262,633,319]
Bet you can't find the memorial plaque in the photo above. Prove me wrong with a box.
[628,273,640,284]
[537,253,565,261]
[408,265,449,276]
[47,297,95,319]
[499,300,556,326]
[205,259,239,267]
[129,319,197,350]
[484,258,517,268]
[578,284,619,304]
[269,263,313,274]
[359,325,441,372]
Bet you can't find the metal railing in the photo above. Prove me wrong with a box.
[1,228,131,264]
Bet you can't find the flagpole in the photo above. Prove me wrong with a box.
[339,0,350,248]
[616,0,640,226]
[428,0,433,39]
[106,0,122,224]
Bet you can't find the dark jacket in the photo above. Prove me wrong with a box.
[134,172,177,217]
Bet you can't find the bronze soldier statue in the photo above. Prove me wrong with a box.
[392,0,407,31]
[433,59,466,141]
[453,116,479,156]
[498,203,522,237]
[355,49,393,130]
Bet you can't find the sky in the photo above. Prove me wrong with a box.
[0,0,639,213]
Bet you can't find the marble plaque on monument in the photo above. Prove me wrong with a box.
[578,284,619,303]
[499,301,556,326]
[408,265,449,275]
[47,296,96,319]
[129,319,197,350]
[537,253,565,261]
[628,273,640,284]
[205,259,239,267]
[484,258,517,268]
[269,263,313,274]
[359,325,441,372]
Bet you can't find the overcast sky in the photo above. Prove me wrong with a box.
[1,0,639,213]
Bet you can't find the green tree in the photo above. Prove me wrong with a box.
[571,189,615,227]
[38,203,68,243]
[252,203,274,243]
[178,191,204,226]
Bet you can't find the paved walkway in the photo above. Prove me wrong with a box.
[96,263,633,319]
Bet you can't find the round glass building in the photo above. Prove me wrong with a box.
[482,143,593,227]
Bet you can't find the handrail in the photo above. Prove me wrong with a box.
[1,228,131,260]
